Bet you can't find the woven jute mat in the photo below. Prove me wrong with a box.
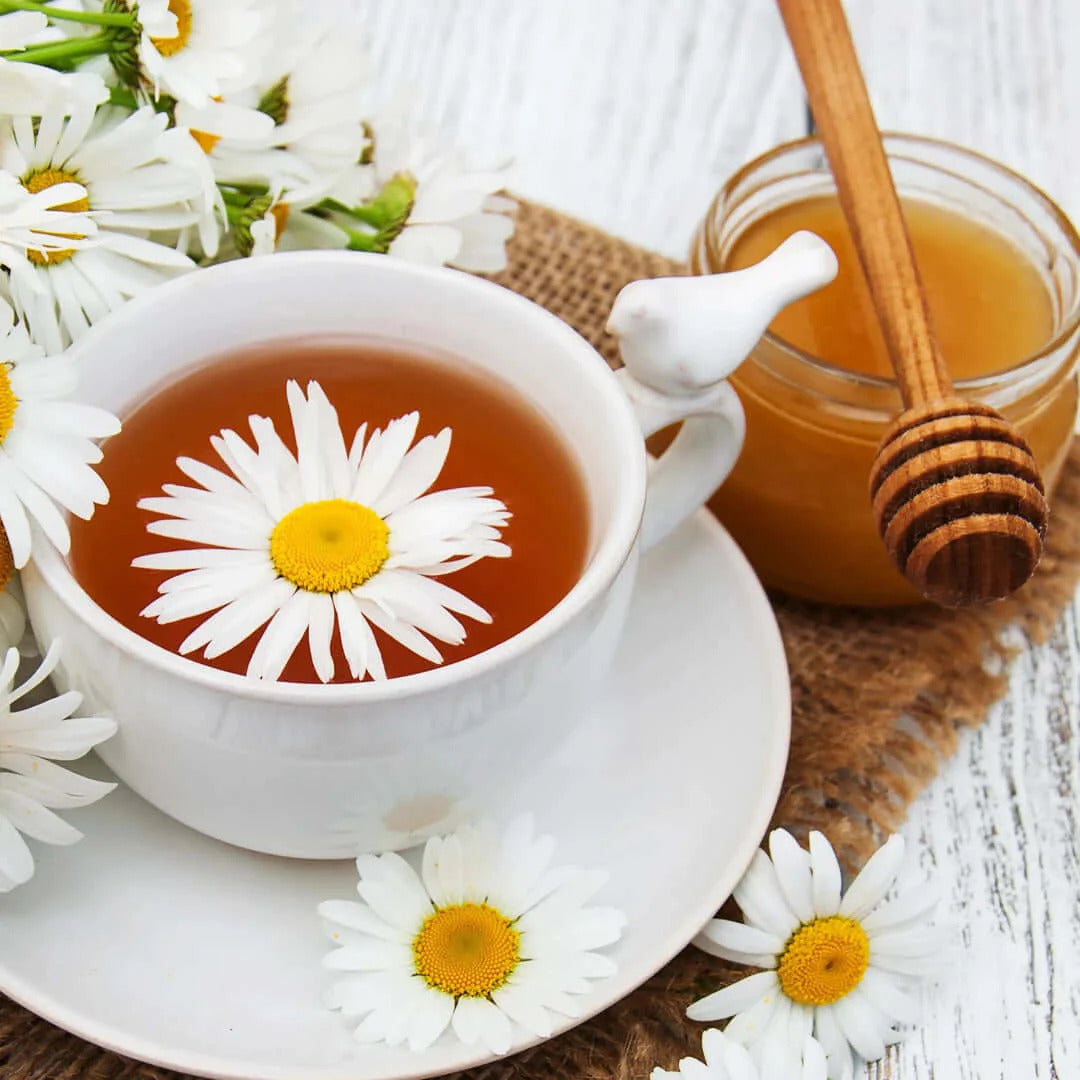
[4,200,1080,1080]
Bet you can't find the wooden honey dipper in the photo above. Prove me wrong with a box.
[776,0,1048,606]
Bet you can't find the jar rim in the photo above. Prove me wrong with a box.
[714,132,1080,393]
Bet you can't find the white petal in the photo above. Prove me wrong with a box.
[354,851,432,929]
[861,887,940,934]
[491,983,553,1038]
[839,836,905,921]
[733,849,801,938]
[322,938,414,972]
[809,831,843,917]
[451,996,512,1054]
[685,970,779,1022]
[858,966,921,1025]
[693,919,782,966]
[769,829,816,924]
[0,813,34,887]
[813,1006,856,1080]
[318,899,410,944]
[245,589,311,681]
[370,428,450,517]
[306,591,336,683]
[333,592,384,681]
[407,986,455,1052]
[0,789,82,845]
[833,990,892,1061]
[351,412,419,507]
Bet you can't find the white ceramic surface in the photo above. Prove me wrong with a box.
[22,252,746,858]
[0,508,789,1080]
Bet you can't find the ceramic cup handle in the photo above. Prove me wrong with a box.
[606,231,839,551]
[615,371,745,550]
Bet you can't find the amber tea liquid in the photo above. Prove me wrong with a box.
[69,339,591,682]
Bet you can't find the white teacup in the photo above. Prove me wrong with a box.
[22,244,830,857]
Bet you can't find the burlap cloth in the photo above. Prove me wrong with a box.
[4,201,1080,1079]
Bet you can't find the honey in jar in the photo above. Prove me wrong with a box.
[693,135,1080,606]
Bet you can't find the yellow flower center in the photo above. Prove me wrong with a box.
[777,916,871,1006]
[270,202,290,241]
[190,94,224,154]
[412,903,521,998]
[22,168,89,267]
[0,366,19,446]
[269,499,389,593]
[0,525,13,592]
[190,128,220,154]
[150,0,193,57]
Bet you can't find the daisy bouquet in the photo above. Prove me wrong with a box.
[0,0,515,354]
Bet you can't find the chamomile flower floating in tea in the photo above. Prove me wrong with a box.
[0,105,205,353]
[0,641,117,893]
[137,0,265,109]
[135,379,511,683]
[688,829,946,1080]
[652,1028,828,1080]
[0,298,119,568]
[319,815,626,1054]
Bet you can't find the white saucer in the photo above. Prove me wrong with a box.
[0,510,789,1080]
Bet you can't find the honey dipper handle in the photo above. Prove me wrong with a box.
[776,0,952,407]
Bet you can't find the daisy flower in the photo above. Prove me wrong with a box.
[0,171,98,275]
[688,829,947,1080]
[330,121,516,272]
[135,379,511,683]
[0,58,107,120]
[179,4,370,205]
[137,0,265,109]
[319,815,626,1054]
[653,1028,828,1080]
[0,296,120,568]
[0,103,203,353]
[246,191,348,256]
[0,641,118,893]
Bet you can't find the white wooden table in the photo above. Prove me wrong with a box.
[360,3,1080,1076]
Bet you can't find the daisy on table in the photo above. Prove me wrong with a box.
[137,0,266,109]
[0,296,119,569]
[135,379,511,683]
[654,1028,828,1080]
[688,829,947,1080]
[0,102,205,352]
[0,641,117,893]
[319,815,626,1053]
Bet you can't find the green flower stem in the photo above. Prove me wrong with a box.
[344,227,382,253]
[107,85,139,109]
[0,0,134,27]
[2,31,113,64]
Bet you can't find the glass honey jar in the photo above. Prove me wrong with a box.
[692,134,1080,606]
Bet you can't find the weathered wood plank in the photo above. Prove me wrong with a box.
[360,0,806,257]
